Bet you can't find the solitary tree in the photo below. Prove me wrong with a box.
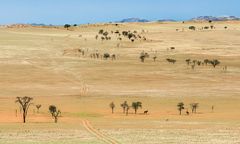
[64,24,71,30]
[49,105,61,123]
[109,102,115,114]
[190,103,199,113]
[132,102,142,114]
[120,101,128,113]
[15,96,33,123]
[177,102,185,115]
[36,104,42,113]
[189,26,196,31]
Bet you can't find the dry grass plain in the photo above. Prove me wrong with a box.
[0,21,240,143]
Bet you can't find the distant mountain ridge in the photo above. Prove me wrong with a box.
[191,16,240,21]
[118,18,149,23]
[157,19,176,22]
[118,18,177,23]
[118,16,240,23]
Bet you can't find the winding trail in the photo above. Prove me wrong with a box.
[82,120,120,144]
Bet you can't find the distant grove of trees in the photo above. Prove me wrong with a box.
[185,58,222,70]
[63,24,78,30]
[110,101,146,115]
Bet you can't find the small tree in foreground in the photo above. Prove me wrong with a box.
[15,96,33,123]
[109,102,115,114]
[177,102,184,115]
[132,102,142,114]
[49,105,61,123]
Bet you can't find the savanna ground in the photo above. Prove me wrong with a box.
[0,21,240,144]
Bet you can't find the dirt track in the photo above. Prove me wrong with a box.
[82,119,120,144]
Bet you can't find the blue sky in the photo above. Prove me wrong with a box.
[0,0,239,24]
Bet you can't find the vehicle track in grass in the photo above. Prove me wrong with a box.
[82,119,120,144]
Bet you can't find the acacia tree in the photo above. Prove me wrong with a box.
[64,24,71,30]
[210,59,220,68]
[49,105,61,123]
[99,29,104,34]
[140,55,145,62]
[109,102,115,114]
[204,59,210,65]
[120,101,128,113]
[189,26,196,31]
[153,56,157,62]
[36,104,42,113]
[125,104,130,116]
[15,96,33,123]
[132,102,142,114]
[190,103,199,113]
[177,102,185,115]
[186,59,191,65]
